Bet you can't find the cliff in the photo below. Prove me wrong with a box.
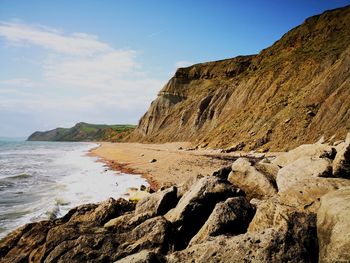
[27,122,135,142]
[130,6,350,151]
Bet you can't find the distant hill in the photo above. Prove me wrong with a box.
[27,122,135,142]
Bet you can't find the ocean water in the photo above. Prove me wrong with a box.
[0,140,148,239]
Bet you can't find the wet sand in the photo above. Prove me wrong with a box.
[90,142,234,190]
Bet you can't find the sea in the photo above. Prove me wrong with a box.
[0,140,148,239]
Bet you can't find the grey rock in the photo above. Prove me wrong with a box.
[317,187,350,262]
[277,177,350,212]
[248,198,301,232]
[0,198,170,263]
[189,196,255,245]
[116,216,174,260]
[167,209,317,263]
[135,186,177,216]
[212,165,232,179]
[165,176,241,248]
[176,174,204,198]
[114,250,165,263]
[228,158,277,199]
[255,162,280,179]
[272,143,334,167]
[333,132,350,178]
[276,157,332,192]
[104,211,154,232]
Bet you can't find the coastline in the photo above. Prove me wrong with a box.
[89,142,237,190]
[88,143,159,190]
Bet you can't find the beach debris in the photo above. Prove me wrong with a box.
[149,158,157,163]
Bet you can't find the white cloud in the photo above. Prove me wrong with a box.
[0,78,43,88]
[175,60,193,69]
[43,50,140,89]
[0,21,165,135]
[0,21,111,56]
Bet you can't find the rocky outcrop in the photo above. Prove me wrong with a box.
[333,133,350,178]
[167,213,317,263]
[164,176,242,248]
[277,177,350,212]
[0,198,136,262]
[317,187,350,262]
[276,157,332,191]
[135,186,177,216]
[3,135,350,262]
[248,198,299,232]
[129,6,350,151]
[189,196,255,245]
[272,143,335,167]
[115,250,165,263]
[228,158,277,199]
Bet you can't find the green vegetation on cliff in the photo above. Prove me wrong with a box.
[27,122,135,142]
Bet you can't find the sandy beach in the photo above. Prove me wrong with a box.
[90,142,239,189]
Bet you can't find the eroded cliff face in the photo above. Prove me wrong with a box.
[130,6,350,151]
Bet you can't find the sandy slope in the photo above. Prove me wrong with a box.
[90,142,234,189]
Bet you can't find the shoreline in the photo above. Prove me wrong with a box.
[88,143,160,190]
[89,142,236,191]
[88,142,277,191]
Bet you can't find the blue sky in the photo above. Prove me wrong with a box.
[0,0,349,137]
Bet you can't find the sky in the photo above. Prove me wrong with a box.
[0,1,349,137]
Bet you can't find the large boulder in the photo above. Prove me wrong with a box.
[276,157,332,192]
[228,158,277,199]
[135,186,178,216]
[167,209,317,263]
[104,211,154,232]
[189,196,255,245]
[332,133,350,178]
[255,162,280,179]
[115,250,165,263]
[248,198,312,232]
[0,221,54,263]
[212,165,232,180]
[248,198,290,232]
[0,198,174,263]
[164,176,241,248]
[176,174,204,198]
[272,143,334,167]
[277,177,350,212]
[115,216,174,260]
[0,198,134,262]
[317,187,350,262]
[60,197,135,226]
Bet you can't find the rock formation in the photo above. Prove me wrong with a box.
[2,134,350,262]
[317,187,350,262]
[128,5,350,151]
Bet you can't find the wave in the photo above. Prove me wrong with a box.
[44,206,60,220]
[0,141,148,239]
[5,173,33,180]
[0,181,15,191]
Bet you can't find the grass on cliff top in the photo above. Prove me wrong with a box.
[76,122,136,133]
